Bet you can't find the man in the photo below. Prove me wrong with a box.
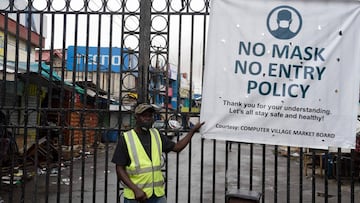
[112,103,204,203]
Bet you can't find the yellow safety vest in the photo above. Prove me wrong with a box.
[123,128,165,199]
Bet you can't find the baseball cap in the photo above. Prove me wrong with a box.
[135,103,156,114]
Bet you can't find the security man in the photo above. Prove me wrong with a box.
[112,103,204,203]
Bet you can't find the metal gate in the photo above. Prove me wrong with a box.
[1,0,359,202]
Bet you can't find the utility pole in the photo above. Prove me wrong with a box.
[138,0,151,103]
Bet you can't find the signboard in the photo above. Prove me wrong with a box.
[200,0,360,149]
[66,46,129,72]
[169,63,178,80]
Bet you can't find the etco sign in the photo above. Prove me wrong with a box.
[66,46,129,72]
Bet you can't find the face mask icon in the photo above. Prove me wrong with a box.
[267,6,302,40]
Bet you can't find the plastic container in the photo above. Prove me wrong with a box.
[102,130,118,143]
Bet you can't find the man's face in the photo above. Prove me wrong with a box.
[136,110,154,131]
[278,19,292,28]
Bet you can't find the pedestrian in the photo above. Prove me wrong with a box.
[112,103,205,203]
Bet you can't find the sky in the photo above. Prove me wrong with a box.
[1,0,208,91]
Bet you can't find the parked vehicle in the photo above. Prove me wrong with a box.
[152,118,182,139]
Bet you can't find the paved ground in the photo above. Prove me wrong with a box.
[1,132,359,202]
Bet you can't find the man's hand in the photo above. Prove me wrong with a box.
[116,165,147,201]
[173,121,205,152]
[190,121,205,133]
[134,187,147,202]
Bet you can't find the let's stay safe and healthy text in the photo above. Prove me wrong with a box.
[218,100,335,138]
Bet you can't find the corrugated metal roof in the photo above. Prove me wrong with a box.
[0,60,84,94]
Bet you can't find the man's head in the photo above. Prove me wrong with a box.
[277,9,292,27]
[134,103,156,131]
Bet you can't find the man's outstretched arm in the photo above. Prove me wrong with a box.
[172,121,205,152]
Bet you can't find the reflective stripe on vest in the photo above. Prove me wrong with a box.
[123,128,165,199]
[123,180,164,189]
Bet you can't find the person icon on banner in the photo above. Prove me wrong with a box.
[270,9,297,40]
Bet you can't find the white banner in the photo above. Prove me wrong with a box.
[200,0,360,149]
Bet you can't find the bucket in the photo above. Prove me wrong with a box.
[102,130,118,143]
